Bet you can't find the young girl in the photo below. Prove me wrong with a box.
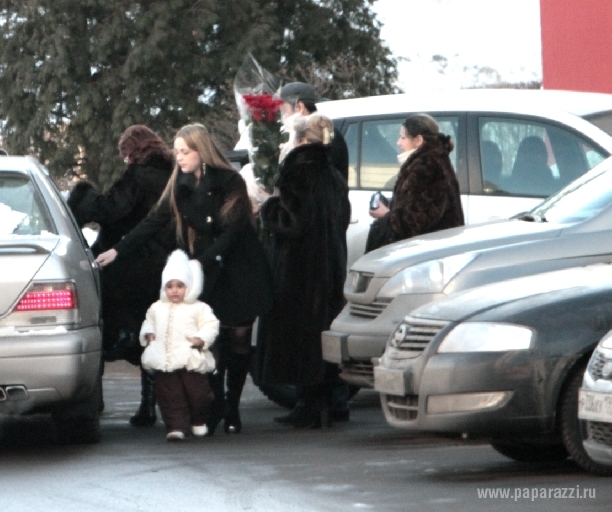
[140,249,220,441]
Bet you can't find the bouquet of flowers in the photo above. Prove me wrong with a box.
[234,55,285,194]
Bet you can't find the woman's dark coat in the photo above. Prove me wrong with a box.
[114,166,273,327]
[390,135,464,240]
[67,154,175,363]
[256,143,351,386]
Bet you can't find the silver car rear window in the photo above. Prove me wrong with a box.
[0,172,56,236]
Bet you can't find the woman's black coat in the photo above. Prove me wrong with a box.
[256,143,351,386]
[114,165,273,327]
[67,154,175,362]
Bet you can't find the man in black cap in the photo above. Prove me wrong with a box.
[279,82,349,182]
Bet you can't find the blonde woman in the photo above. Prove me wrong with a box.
[256,114,351,428]
[97,123,273,435]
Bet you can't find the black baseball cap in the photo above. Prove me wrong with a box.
[279,82,317,105]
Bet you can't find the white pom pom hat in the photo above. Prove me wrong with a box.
[160,249,203,303]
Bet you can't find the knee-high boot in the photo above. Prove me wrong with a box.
[224,325,253,434]
[224,352,252,433]
[292,383,332,429]
[206,366,226,436]
[130,367,157,427]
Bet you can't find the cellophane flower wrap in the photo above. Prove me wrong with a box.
[234,55,285,193]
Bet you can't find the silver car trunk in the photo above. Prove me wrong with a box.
[0,240,56,317]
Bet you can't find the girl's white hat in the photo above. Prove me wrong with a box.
[160,249,203,303]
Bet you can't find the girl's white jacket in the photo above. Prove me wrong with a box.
[140,301,219,373]
[139,253,220,374]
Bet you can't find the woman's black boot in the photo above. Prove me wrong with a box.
[130,368,157,427]
[224,352,252,433]
[224,327,253,434]
[292,385,331,429]
[205,369,226,436]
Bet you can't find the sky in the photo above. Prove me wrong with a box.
[371,0,543,91]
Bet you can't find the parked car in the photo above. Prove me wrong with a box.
[323,156,612,389]
[374,263,612,474]
[234,88,612,268]
[0,156,102,444]
[578,332,612,468]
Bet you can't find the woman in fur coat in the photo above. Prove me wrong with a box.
[256,114,351,428]
[96,123,273,436]
[367,113,465,252]
[67,124,175,427]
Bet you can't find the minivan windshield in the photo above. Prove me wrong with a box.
[531,157,612,224]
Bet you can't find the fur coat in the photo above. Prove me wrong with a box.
[67,153,175,363]
[256,143,351,386]
[388,134,465,241]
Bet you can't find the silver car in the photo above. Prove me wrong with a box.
[579,332,612,469]
[323,156,612,388]
[0,157,102,444]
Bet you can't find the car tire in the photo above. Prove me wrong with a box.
[559,360,612,475]
[490,439,568,462]
[256,382,360,409]
[51,373,102,445]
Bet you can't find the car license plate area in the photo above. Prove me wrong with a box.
[578,389,612,423]
[374,366,406,396]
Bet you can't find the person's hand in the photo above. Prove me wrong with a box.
[257,187,271,203]
[187,336,204,348]
[96,248,118,267]
[145,333,156,344]
[369,203,389,219]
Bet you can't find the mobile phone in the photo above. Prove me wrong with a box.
[370,191,382,210]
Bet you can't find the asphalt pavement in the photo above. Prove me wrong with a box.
[1,362,611,511]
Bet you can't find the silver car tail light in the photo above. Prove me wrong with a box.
[1,281,78,329]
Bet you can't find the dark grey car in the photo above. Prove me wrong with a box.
[375,263,612,475]
[0,157,102,444]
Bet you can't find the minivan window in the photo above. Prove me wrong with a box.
[479,117,607,198]
[347,116,459,191]
[532,159,612,224]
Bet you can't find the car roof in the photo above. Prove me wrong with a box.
[316,89,612,119]
[0,156,45,174]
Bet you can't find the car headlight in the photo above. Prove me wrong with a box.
[377,253,476,297]
[437,322,533,353]
[600,331,612,350]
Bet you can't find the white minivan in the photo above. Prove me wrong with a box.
[317,88,612,267]
[234,89,612,268]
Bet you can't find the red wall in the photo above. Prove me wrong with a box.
[540,0,612,93]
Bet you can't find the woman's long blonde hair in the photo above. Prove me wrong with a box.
[159,123,237,246]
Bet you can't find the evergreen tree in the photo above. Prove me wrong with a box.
[0,0,397,188]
